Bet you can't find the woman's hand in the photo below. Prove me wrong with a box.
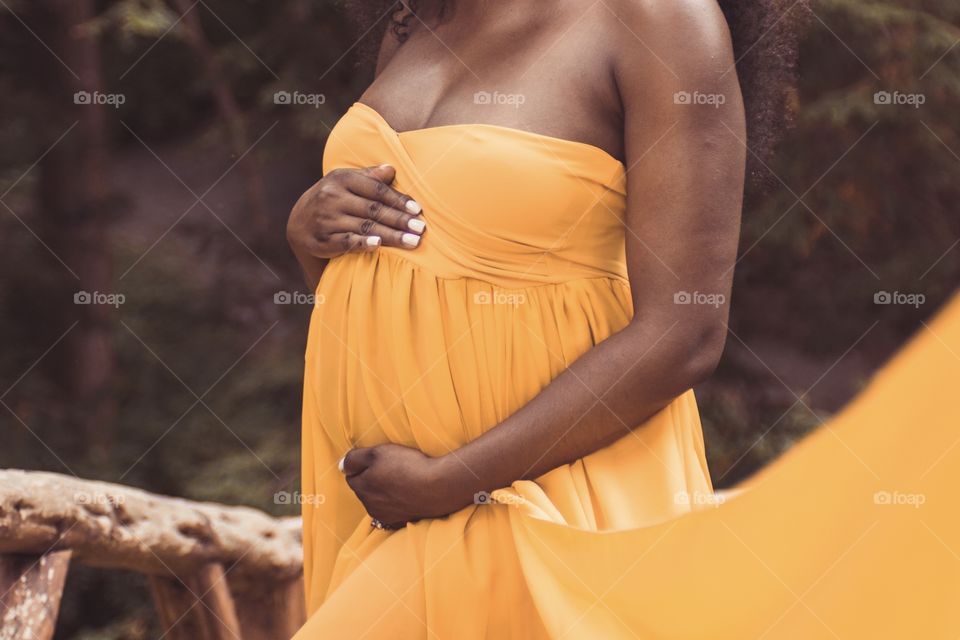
[341,443,465,529]
[286,164,426,288]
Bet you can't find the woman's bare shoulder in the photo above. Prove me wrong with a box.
[598,0,736,93]
[600,0,732,58]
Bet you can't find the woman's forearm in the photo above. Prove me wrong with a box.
[292,244,328,292]
[436,315,725,504]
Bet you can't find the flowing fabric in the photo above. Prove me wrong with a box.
[295,103,960,639]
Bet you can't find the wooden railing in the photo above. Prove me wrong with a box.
[0,469,304,640]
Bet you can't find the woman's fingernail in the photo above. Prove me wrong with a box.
[407,218,426,233]
[405,200,422,215]
[379,163,393,170]
[366,236,382,247]
[401,233,420,247]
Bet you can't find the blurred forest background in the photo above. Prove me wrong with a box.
[0,0,957,637]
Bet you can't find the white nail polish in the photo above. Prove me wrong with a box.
[366,236,382,247]
[401,233,420,247]
[405,200,422,215]
[407,218,426,233]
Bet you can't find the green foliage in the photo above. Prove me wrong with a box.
[703,0,960,482]
[734,0,959,351]
[88,0,181,41]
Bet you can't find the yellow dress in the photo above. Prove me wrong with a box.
[295,102,960,639]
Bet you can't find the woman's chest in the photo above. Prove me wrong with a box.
[360,4,623,159]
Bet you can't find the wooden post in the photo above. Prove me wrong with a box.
[0,550,72,640]
[233,576,306,640]
[149,563,242,640]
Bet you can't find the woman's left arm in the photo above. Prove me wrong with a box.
[344,0,747,526]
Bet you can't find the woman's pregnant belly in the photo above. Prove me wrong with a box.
[305,249,634,457]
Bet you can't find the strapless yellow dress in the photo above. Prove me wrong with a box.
[294,102,960,639]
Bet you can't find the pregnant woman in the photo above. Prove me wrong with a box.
[288,1,960,638]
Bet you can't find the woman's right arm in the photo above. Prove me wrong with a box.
[286,164,425,291]
[287,11,417,290]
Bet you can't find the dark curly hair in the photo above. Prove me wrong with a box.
[346,0,807,187]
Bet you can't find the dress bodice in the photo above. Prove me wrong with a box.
[322,102,629,289]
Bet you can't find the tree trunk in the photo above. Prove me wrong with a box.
[36,0,116,455]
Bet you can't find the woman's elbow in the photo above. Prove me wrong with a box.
[680,321,727,387]
[622,314,728,397]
